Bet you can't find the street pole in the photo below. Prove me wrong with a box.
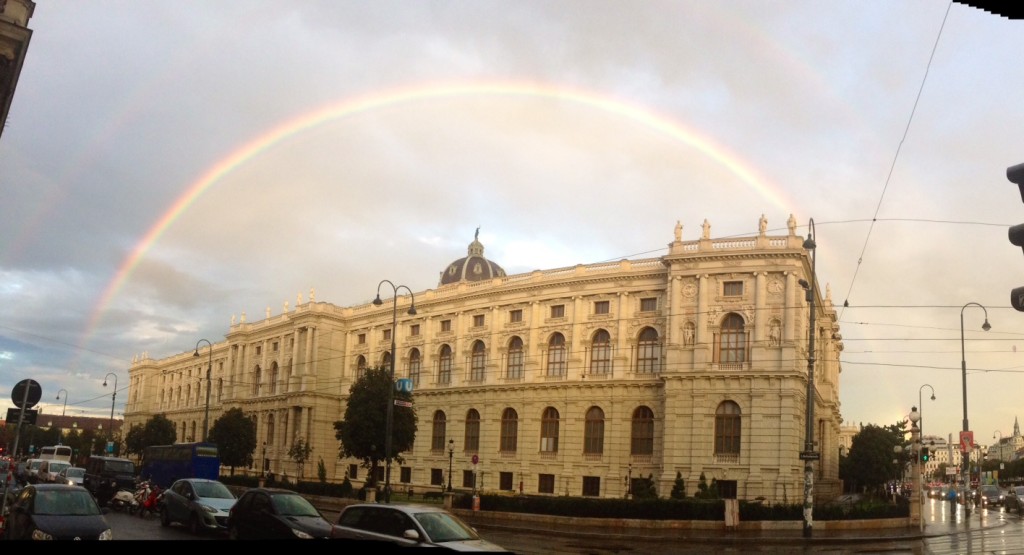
[103,373,118,448]
[799,218,818,538]
[447,439,454,492]
[908,406,921,530]
[959,302,990,517]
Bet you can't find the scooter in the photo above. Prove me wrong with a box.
[130,481,153,514]
[109,488,138,513]
[137,484,163,520]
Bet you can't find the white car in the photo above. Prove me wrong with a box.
[332,503,509,551]
[42,461,72,484]
[58,466,86,486]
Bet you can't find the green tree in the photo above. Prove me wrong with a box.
[632,473,658,499]
[334,366,417,483]
[123,424,146,458]
[141,414,178,447]
[670,471,686,499]
[843,423,903,495]
[208,408,256,475]
[694,472,720,499]
[288,436,314,479]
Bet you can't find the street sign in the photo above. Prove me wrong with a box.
[395,378,413,393]
[799,451,820,461]
[11,379,42,409]
[394,400,412,408]
[5,407,37,425]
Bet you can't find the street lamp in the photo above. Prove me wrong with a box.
[102,373,118,445]
[908,406,922,531]
[918,384,935,441]
[959,302,990,515]
[798,217,817,538]
[56,389,68,416]
[447,438,455,493]
[373,280,416,504]
[194,339,213,442]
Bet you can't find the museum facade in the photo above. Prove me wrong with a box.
[124,216,844,501]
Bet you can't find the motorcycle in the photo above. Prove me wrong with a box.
[109,488,138,513]
[137,484,164,520]
[130,481,153,515]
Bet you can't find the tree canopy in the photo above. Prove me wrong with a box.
[334,366,417,483]
[123,414,177,458]
[842,423,904,494]
[209,407,257,473]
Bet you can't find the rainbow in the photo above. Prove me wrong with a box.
[81,79,795,352]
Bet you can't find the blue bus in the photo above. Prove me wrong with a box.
[140,442,220,489]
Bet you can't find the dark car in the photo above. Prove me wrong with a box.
[161,478,237,534]
[82,456,136,506]
[3,484,112,540]
[332,503,509,551]
[226,487,333,540]
[978,484,1005,507]
[1005,486,1024,512]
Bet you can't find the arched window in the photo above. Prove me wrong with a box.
[189,421,197,442]
[636,327,660,373]
[431,411,447,451]
[465,409,480,451]
[267,413,276,446]
[719,314,747,363]
[409,349,421,386]
[715,401,742,455]
[382,351,392,369]
[471,340,486,382]
[507,337,524,379]
[540,407,560,452]
[253,365,262,396]
[217,378,223,402]
[186,384,192,406]
[500,408,518,452]
[584,406,605,455]
[176,386,182,407]
[591,330,611,375]
[356,356,367,379]
[631,406,655,455]
[438,345,452,384]
[547,333,566,376]
[270,362,279,394]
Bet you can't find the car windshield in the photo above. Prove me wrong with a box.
[49,462,70,474]
[64,468,85,478]
[30,461,43,470]
[271,493,320,517]
[104,460,134,474]
[981,486,999,494]
[194,481,234,499]
[413,512,479,543]
[34,490,101,516]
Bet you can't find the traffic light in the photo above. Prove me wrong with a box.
[920,447,929,463]
[1008,162,1024,311]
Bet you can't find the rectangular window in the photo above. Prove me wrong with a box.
[383,329,392,341]
[431,469,444,486]
[473,314,485,327]
[410,324,420,336]
[594,300,610,314]
[499,472,514,491]
[441,320,452,332]
[724,281,743,296]
[509,309,523,323]
[374,467,384,482]
[538,474,555,494]
[550,305,565,318]
[348,464,358,480]
[582,476,601,497]
[358,333,366,345]
[640,297,657,312]
[462,470,476,489]
[273,342,279,352]
[400,467,411,483]
[256,345,262,356]
[718,480,738,499]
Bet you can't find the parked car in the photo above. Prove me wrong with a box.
[977,484,1005,507]
[332,503,510,551]
[226,487,333,540]
[40,460,71,484]
[1005,486,1024,512]
[161,478,236,534]
[25,459,45,484]
[2,484,112,540]
[82,456,136,507]
[58,466,85,486]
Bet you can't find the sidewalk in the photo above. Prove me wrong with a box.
[456,498,1006,545]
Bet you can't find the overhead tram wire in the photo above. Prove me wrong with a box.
[836,2,952,316]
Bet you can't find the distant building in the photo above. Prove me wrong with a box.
[125,217,845,502]
[0,0,35,140]
[990,417,1023,462]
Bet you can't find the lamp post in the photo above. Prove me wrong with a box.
[626,464,633,498]
[102,373,118,446]
[908,406,922,531]
[194,339,213,442]
[56,389,68,416]
[959,302,990,516]
[373,280,417,504]
[797,218,817,538]
[447,439,455,492]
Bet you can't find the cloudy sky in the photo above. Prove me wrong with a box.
[2,1,1023,451]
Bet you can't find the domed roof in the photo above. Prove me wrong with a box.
[439,228,506,286]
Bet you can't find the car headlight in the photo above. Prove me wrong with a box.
[200,504,217,514]
[291,528,315,539]
[99,528,113,541]
[30,529,54,540]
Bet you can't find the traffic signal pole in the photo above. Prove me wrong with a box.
[1008,162,1024,311]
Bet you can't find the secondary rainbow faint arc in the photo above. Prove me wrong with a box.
[84,80,793,348]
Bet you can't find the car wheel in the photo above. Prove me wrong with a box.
[160,507,171,527]
[189,513,201,535]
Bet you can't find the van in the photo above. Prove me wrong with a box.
[82,456,136,506]
[25,458,45,484]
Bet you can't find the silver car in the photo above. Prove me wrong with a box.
[332,503,509,551]
[160,478,236,534]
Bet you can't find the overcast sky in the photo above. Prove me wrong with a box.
[2,1,1023,452]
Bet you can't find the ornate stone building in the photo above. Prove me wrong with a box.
[0,0,35,141]
[124,216,844,501]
